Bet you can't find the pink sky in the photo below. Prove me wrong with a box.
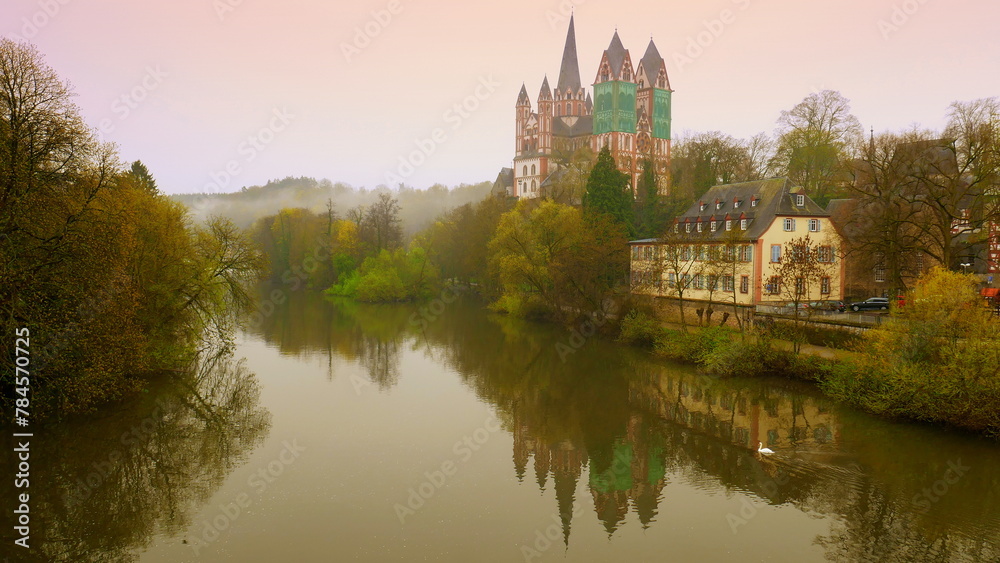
[2,0,998,194]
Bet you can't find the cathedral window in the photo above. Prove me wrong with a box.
[531,164,536,176]
[523,166,527,176]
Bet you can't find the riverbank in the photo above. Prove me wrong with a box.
[616,307,1000,439]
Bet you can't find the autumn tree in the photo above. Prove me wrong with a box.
[772,90,863,206]
[416,194,510,291]
[0,40,266,417]
[489,200,628,322]
[824,268,1000,435]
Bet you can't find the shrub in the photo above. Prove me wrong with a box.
[654,326,732,364]
[617,310,663,347]
[488,293,554,320]
[326,247,439,302]
[821,268,1000,436]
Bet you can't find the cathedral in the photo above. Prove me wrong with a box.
[498,15,673,199]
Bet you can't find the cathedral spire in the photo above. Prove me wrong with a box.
[605,31,627,77]
[539,75,552,100]
[516,83,530,106]
[556,14,582,94]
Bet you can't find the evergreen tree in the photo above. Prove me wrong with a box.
[633,158,666,238]
[129,160,159,193]
[583,146,634,236]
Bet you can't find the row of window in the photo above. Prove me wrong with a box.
[554,102,582,116]
[769,245,835,263]
[699,199,758,212]
[633,272,833,296]
[634,243,836,265]
[678,218,749,233]
[783,218,822,232]
[666,273,742,292]
[632,244,754,262]
[677,217,822,234]
[763,276,832,295]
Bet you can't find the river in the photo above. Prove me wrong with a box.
[6,291,1000,562]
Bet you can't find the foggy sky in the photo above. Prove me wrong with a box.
[2,0,997,195]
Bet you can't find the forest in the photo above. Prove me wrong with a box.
[1,40,263,418]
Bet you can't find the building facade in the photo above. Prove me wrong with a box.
[504,16,672,199]
[629,178,846,306]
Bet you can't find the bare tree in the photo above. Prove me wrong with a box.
[360,192,402,253]
[708,228,753,332]
[899,98,1000,270]
[844,130,934,295]
[657,227,702,331]
[767,234,837,352]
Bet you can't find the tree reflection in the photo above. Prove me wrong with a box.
[247,289,405,389]
[0,342,271,562]
[251,291,1000,560]
[396,295,1000,559]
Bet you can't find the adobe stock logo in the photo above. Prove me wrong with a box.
[341,0,405,64]
[878,0,932,40]
[12,0,73,42]
[911,459,970,513]
[98,66,168,135]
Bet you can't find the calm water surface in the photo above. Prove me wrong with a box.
[8,292,1000,562]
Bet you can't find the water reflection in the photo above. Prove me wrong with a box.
[1,343,270,562]
[251,291,407,389]
[247,291,1000,561]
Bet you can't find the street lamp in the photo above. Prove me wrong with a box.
[960,262,972,274]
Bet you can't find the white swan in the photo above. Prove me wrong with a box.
[757,441,774,455]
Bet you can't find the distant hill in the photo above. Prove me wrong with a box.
[172,176,492,237]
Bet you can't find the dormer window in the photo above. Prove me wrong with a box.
[751,198,758,207]
[674,223,679,233]
[734,200,741,209]
[725,220,732,231]
[795,194,805,207]
[685,223,692,233]
[697,222,703,233]
[710,221,717,232]
[716,201,723,210]
[740,219,748,230]
[700,203,707,212]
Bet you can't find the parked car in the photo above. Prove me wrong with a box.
[809,300,845,312]
[848,297,889,312]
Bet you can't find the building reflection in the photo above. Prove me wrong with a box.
[505,353,844,544]
[255,292,1000,561]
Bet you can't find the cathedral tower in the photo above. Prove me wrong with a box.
[507,18,671,199]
